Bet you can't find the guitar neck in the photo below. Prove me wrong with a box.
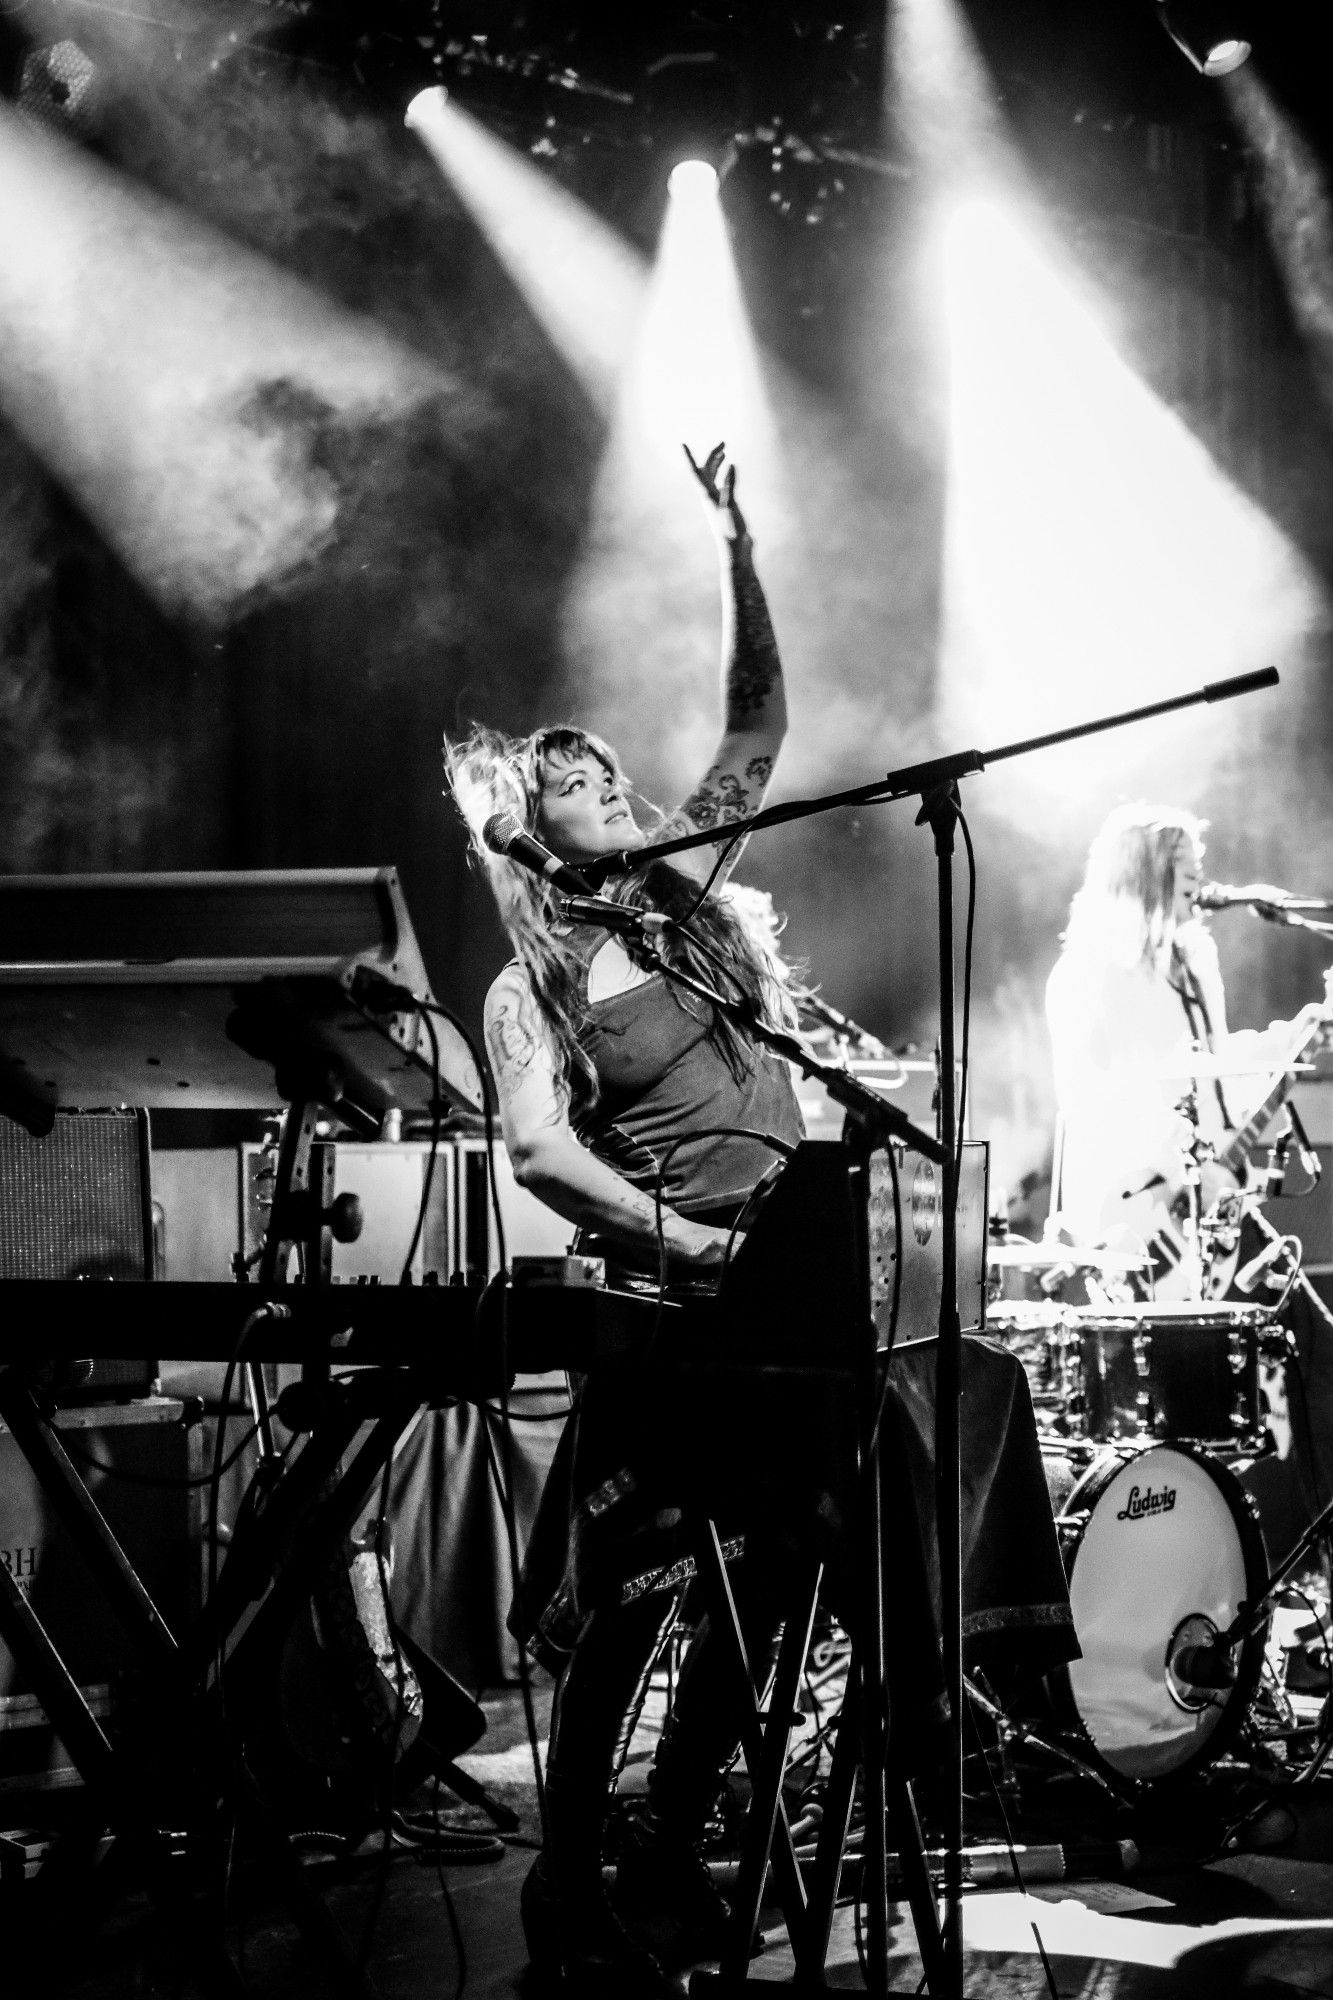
[1220,1007,1323,1175]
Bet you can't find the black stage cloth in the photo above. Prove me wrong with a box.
[513,1335,1079,1713]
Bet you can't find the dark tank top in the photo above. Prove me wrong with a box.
[572,935,805,1216]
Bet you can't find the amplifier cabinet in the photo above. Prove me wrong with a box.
[0,1398,202,1790]
[453,1138,574,1279]
[240,1139,454,1284]
[0,1106,155,1399]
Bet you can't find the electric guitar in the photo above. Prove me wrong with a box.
[1118,971,1333,1301]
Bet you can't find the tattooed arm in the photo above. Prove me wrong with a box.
[484,966,733,1268]
[655,444,787,888]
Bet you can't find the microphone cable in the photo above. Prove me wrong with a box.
[646,1126,797,1358]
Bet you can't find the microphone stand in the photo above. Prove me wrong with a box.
[579,664,1278,1999]
[798,990,894,1059]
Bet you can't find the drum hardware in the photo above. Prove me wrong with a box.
[1132,1326,1152,1435]
[1165,1454,1333,1712]
[964,1669,1125,1808]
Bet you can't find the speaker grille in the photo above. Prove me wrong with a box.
[0,1109,150,1281]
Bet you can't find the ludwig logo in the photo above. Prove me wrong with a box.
[910,1162,939,1246]
[1115,1484,1176,1522]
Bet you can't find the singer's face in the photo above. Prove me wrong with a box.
[1172,835,1204,926]
[537,751,644,863]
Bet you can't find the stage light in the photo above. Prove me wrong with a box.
[1156,3,1251,77]
[667,158,720,203]
[404,83,447,128]
[17,40,98,138]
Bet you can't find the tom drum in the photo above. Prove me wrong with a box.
[1062,1300,1277,1446]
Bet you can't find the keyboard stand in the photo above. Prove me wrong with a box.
[0,1360,434,1997]
[0,1366,378,1997]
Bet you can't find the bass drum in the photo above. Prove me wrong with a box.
[1046,1441,1268,1784]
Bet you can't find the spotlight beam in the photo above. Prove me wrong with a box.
[0,105,445,622]
[406,86,647,414]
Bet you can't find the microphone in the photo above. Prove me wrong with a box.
[560,895,672,941]
[1170,1639,1237,1690]
[1234,1235,1292,1294]
[1195,881,1288,911]
[1286,1102,1323,1186]
[482,814,596,895]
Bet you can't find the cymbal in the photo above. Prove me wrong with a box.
[1146,1054,1315,1080]
[987,1239,1150,1273]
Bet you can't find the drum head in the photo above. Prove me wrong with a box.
[1060,1443,1266,1783]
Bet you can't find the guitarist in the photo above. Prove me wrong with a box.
[1045,802,1320,1295]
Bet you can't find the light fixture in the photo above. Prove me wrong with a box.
[17,40,98,136]
[1156,3,1251,78]
[667,158,720,203]
[404,82,447,131]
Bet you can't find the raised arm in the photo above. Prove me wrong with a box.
[656,443,787,887]
[484,966,732,1270]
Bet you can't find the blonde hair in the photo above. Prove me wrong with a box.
[444,722,798,1112]
[1061,801,1206,971]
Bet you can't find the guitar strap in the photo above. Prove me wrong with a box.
[1169,947,1236,1132]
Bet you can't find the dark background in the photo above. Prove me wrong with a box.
[3,0,1332,1202]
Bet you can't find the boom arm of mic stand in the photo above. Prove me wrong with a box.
[581,668,1279,886]
[578,750,990,884]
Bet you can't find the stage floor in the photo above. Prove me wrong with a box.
[22,1674,1333,2000]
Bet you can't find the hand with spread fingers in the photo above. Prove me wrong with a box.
[683,440,750,546]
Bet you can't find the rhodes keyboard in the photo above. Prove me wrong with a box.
[0,1277,500,1391]
[0,1275,667,1396]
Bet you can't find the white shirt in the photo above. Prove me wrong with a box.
[1045,924,1262,1242]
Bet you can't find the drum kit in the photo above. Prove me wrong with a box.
[984,1045,1332,1795]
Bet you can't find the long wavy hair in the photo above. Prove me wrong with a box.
[1061,801,1206,971]
[444,721,800,1115]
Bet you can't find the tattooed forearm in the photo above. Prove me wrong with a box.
[724,541,784,728]
[665,754,777,851]
[486,992,540,1079]
[678,768,753,830]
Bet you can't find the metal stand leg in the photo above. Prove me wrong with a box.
[687,1515,946,1998]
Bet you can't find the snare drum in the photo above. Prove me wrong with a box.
[1064,1300,1276,1446]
